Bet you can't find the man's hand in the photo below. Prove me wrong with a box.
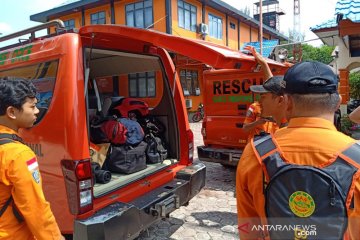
[260,116,275,123]
[244,45,273,80]
[257,118,268,125]
[244,45,266,64]
[244,45,257,56]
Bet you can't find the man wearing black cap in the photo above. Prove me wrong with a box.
[236,61,359,239]
[242,46,287,140]
[243,76,287,140]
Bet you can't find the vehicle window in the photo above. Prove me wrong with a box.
[0,60,58,124]
[86,48,163,109]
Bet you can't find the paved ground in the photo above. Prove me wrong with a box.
[138,122,239,240]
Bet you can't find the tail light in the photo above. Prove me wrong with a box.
[201,120,206,138]
[187,129,194,163]
[61,159,93,215]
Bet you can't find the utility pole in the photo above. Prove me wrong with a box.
[293,0,302,62]
[259,0,263,55]
[293,0,301,41]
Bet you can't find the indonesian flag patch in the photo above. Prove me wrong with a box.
[26,158,40,183]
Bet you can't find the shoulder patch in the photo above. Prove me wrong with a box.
[32,169,41,184]
[26,158,38,171]
[26,157,40,184]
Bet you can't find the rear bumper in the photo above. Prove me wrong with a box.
[73,162,206,240]
[197,145,242,166]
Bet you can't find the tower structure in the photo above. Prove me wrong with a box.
[253,0,285,31]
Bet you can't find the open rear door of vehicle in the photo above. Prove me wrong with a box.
[79,25,287,72]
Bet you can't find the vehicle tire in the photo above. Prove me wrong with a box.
[64,234,73,240]
[192,113,201,122]
[221,163,237,168]
[334,111,341,131]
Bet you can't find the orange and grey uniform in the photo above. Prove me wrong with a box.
[0,126,61,240]
[243,102,279,140]
[236,118,360,239]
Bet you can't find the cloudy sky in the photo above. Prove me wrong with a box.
[223,0,338,45]
[0,0,338,47]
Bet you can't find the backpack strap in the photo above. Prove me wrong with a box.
[340,141,360,165]
[0,196,13,217]
[251,134,287,181]
[0,133,24,223]
[322,141,360,210]
[0,133,23,143]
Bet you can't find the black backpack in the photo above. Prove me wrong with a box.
[252,134,360,239]
[0,133,25,223]
[144,133,168,164]
[102,141,148,174]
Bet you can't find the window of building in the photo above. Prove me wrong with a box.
[208,14,222,39]
[126,0,153,29]
[64,19,75,30]
[178,0,197,32]
[230,22,236,30]
[90,11,106,24]
[128,72,156,97]
[350,34,360,57]
[180,69,199,96]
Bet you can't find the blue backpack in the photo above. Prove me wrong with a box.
[118,118,144,145]
[252,134,360,239]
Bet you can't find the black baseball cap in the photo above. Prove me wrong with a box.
[282,61,338,94]
[249,76,284,95]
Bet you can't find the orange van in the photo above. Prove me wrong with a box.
[0,20,210,239]
[197,58,343,167]
[198,62,289,166]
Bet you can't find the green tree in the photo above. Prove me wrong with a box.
[349,71,360,99]
[301,44,335,64]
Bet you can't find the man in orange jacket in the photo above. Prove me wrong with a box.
[243,76,287,140]
[242,46,287,140]
[236,61,359,239]
[0,78,64,240]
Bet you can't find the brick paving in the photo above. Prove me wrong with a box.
[138,122,239,240]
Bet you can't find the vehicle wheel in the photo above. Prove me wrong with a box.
[334,112,341,131]
[64,234,73,240]
[221,163,237,169]
[192,113,201,122]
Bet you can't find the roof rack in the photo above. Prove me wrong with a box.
[0,19,65,43]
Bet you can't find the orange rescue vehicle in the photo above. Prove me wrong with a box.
[0,20,214,240]
[0,20,290,239]
[198,62,289,166]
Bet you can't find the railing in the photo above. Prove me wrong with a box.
[0,19,65,43]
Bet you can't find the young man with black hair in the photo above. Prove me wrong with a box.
[242,46,287,139]
[236,61,359,239]
[0,78,64,240]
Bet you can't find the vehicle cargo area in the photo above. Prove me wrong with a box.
[85,48,179,197]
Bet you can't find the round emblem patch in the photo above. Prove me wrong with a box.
[289,191,315,217]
